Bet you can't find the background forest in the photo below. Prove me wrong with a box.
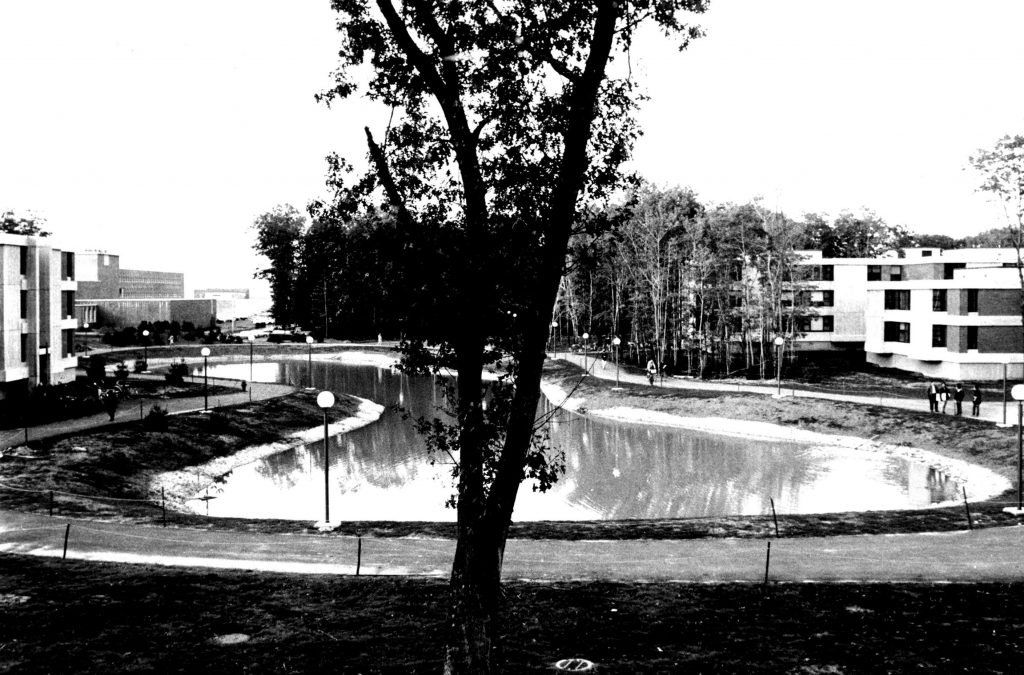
[253,189,1017,380]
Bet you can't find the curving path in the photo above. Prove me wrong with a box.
[2,508,1024,582]
[558,352,1015,425]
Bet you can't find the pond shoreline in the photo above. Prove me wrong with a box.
[3,352,1022,539]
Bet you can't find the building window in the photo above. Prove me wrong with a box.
[944,263,966,279]
[63,329,75,357]
[802,290,835,308]
[889,265,903,281]
[20,290,27,319]
[884,289,911,310]
[20,334,27,362]
[867,265,882,281]
[61,251,75,280]
[809,265,835,282]
[967,289,979,313]
[932,289,947,312]
[62,291,76,319]
[884,321,910,343]
[967,325,979,350]
[19,246,27,275]
[796,316,835,333]
[922,250,933,257]
[932,325,947,348]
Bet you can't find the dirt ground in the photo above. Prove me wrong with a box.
[2,555,1023,674]
[0,390,362,520]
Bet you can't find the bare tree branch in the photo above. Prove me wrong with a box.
[365,126,414,230]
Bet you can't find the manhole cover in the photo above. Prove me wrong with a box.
[210,633,251,646]
[554,657,595,671]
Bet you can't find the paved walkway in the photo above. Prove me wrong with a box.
[2,509,1023,582]
[558,353,1016,425]
[3,351,1024,582]
[0,375,294,449]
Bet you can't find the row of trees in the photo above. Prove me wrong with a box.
[253,188,935,378]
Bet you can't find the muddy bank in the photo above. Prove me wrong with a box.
[151,396,384,512]
[0,391,374,520]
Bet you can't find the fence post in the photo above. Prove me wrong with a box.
[763,540,771,585]
[770,497,779,537]
[161,486,166,527]
[62,523,70,560]
[49,490,54,517]
[963,487,973,531]
[356,536,362,577]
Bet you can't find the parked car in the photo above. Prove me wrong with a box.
[267,330,309,344]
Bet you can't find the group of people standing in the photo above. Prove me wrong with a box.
[927,381,982,417]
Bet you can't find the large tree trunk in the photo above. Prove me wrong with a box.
[444,526,504,674]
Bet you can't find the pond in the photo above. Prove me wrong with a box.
[193,360,960,522]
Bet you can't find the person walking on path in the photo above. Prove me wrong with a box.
[927,381,939,412]
[646,359,657,386]
[102,389,118,421]
[953,383,965,416]
[939,383,950,414]
[972,384,983,417]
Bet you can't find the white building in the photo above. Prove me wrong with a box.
[0,233,78,400]
[865,248,1023,381]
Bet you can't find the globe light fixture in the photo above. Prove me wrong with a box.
[773,336,785,397]
[306,334,315,389]
[248,335,255,401]
[200,346,211,411]
[1006,384,1024,515]
[582,332,590,376]
[316,390,336,524]
[612,336,622,388]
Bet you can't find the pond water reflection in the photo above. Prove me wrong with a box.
[198,361,960,521]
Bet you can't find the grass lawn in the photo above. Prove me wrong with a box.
[2,555,1024,674]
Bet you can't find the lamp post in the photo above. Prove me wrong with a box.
[306,334,314,389]
[1005,384,1024,516]
[582,332,589,376]
[550,320,558,356]
[1001,362,1010,427]
[774,336,785,397]
[248,335,255,401]
[316,390,336,524]
[200,347,210,411]
[612,337,621,388]
[141,329,149,370]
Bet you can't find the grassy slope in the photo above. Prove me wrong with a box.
[2,555,1023,674]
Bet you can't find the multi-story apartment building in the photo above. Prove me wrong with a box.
[791,251,871,351]
[864,248,1023,381]
[0,233,78,400]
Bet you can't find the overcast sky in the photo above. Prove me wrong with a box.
[1,1,1022,300]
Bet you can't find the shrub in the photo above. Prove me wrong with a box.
[134,359,148,373]
[165,361,188,385]
[114,362,130,382]
[86,356,107,383]
[143,405,169,431]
